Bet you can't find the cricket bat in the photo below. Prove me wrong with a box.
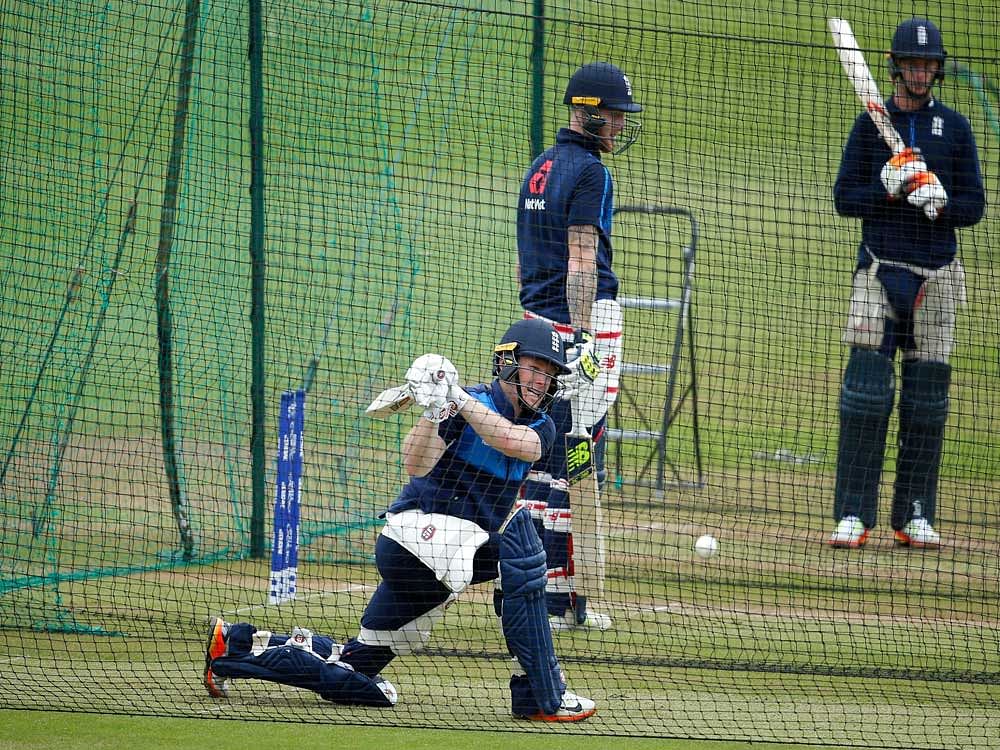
[828,17,906,155]
[566,395,606,603]
[365,384,414,418]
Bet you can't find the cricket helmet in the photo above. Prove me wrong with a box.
[493,319,568,413]
[564,62,642,113]
[889,18,946,81]
[564,62,642,154]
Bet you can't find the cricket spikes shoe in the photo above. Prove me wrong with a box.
[519,690,597,722]
[549,610,613,632]
[203,616,231,698]
[374,674,398,706]
[895,517,941,549]
[828,516,869,548]
[285,626,314,653]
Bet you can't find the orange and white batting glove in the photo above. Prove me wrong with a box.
[905,170,948,220]
[880,147,927,197]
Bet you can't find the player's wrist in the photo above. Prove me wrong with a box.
[449,384,470,412]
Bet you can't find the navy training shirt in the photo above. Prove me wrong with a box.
[517,128,619,323]
[834,96,985,270]
[387,380,557,534]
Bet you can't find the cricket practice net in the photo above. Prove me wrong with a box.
[1,1,998,747]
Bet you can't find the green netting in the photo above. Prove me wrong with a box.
[1,0,998,746]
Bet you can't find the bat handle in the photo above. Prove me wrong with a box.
[568,394,590,439]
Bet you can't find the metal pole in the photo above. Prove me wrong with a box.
[248,0,267,558]
[529,0,545,159]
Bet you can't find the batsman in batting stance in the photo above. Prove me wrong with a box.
[203,319,596,721]
[828,18,984,548]
[516,61,640,630]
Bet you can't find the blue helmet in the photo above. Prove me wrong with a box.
[563,63,642,155]
[493,319,568,413]
[889,18,947,81]
[563,62,642,113]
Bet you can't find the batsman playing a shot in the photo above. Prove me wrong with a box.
[828,18,984,549]
[516,62,641,631]
[203,319,596,721]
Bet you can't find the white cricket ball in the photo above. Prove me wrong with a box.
[694,534,718,559]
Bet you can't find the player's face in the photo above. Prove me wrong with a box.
[516,355,559,409]
[597,108,625,153]
[896,57,940,98]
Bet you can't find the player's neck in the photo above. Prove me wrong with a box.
[892,89,931,112]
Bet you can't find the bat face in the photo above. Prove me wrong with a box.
[564,410,604,602]
[830,20,880,97]
[365,385,414,419]
[565,432,595,485]
[867,101,889,117]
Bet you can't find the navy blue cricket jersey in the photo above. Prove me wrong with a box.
[517,128,619,323]
[387,380,556,534]
[834,96,985,271]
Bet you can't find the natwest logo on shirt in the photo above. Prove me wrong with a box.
[524,198,546,210]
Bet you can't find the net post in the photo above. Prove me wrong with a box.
[248,0,267,558]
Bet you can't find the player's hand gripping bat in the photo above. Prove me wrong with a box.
[828,17,939,220]
[365,354,457,419]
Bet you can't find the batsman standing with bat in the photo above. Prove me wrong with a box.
[203,319,596,721]
[828,18,984,548]
[516,62,641,630]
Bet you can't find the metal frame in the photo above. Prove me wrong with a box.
[607,205,704,495]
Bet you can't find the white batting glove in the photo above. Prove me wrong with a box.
[447,383,470,412]
[557,372,580,400]
[422,399,455,423]
[405,354,457,408]
[421,385,468,423]
[880,147,927,197]
[905,171,948,220]
[559,329,602,399]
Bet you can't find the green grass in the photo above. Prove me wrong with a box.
[0,710,864,750]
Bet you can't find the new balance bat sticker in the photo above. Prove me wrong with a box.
[365,385,413,419]
[566,397,606,600]
[828,17,906,155]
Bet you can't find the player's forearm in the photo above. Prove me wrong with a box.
[944,170,986,227]
[457,398,542,462]
[944,190,986,227]
[567,225,598,328]
[402,418,447,476]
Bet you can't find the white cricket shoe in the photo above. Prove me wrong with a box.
[285,626,314,652]
[895,517,940,549]
[374,675,398,706]
[828,516,868,548]
[549,610,612,632]
[518,689,596,722]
